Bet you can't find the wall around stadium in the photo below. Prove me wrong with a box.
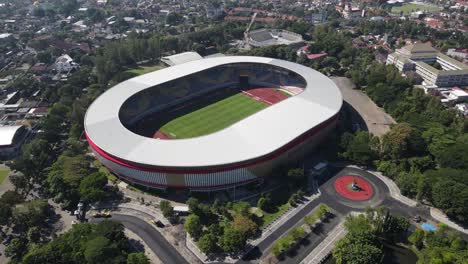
[91,114,337,190]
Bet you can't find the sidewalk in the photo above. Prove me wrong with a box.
[430,208,468,235]
[92,201,170,225]
[300,212,361,264]
[300,221,346,264]
[119,184,186,207]
[250,190,321,248]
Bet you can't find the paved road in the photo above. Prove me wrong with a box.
[91,214,188,264]
[241,165,460,263]
[332,77,395,136]
[300,221,347,264]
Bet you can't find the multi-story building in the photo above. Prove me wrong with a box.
[447,48,468,61]
[387,43,468,87]
[54,54,79,73]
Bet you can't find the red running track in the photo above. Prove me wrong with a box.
[153,130,171,139]
[334,175,374,201]
[242,88,289,105]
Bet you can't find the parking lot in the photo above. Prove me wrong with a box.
[332,77,395,136]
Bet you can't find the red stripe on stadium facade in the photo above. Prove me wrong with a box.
[86,113,338,175]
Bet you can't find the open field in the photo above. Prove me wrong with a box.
[391,3,441,15]
[126,64,165,76]
[0,168,10,185]
[160,93,267,139]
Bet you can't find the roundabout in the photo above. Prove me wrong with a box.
[334,175,374,201]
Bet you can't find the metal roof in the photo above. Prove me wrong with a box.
[161,52,203,66]
[84,56,342,168]
[0,125,23,146]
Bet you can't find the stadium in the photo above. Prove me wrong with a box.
[245,28,304,48]
[84,56,342,191]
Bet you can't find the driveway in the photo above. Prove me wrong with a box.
[91,214,188,264]
[332,77,395,136]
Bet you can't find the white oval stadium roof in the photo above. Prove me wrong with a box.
[85,56,342,168]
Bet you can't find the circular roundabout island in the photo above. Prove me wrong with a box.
[334,175,374,201]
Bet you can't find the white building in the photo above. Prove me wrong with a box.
[387,43,468,87]
[54,54,79,73]
[205,4,224,18]
[447,48,468,61]
[0,125,30,160]
[440,88,468,104]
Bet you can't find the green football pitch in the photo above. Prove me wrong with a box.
[391,3,441,15]
[160,93,267,139]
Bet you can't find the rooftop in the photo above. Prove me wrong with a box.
[85,56,342,168]
[0,125,23,146]
[161,52,203,66]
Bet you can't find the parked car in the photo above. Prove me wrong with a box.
[90,210,111,218]
[149,219,165,228]
[2,235,13,245]
[413,215,422,223]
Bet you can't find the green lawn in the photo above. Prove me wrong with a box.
[160,93,267,139]
[261,203,290,228]
[0,168,10,185]
[125,65,165,76]
[391,3,441,15]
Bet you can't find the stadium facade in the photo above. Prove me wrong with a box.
[84,56,342,191]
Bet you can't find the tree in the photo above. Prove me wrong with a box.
[23,221,130,263]
[305,214,318,226]
[0,203,12,225]
[287,168,305,181]
[84,236,120,263]
[340,131,377,165]
[12,199,51,233]
[166,13,184,25]
[430,180,468,224]
[159,200,174,218]
[231,201,251,217]
[232,215,258,238]
[221,227,246,252]
[435,142,468,169]
[0,191,23,225]
[380,123,414,160]
[316,204,330,219]
[79,172,108,202]
[185,214,203,240]
[408,228,425,249]
[288,196,297,207]
[289,227,305,240]
[1,190,24,205]
[4,238,28,260]
[27,226,42,243]
[198,233,218,254]
[257,197,270,211]
[333,230,384,264]
[37,51,52,63]
[187,197,200,215]
[127,252,150,264]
